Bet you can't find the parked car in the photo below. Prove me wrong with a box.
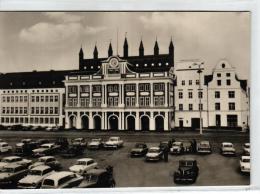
[0,156,32,169]
[55,137,69,150]
[240,155,250,173]
[183,141,193,153]
[69,158,98,175]
[14,142,38,157]
[87,138,103,150]
[32,143,61,157]
[18,165,55,189]
[0,164,29,185]
[104,137,124,149]
[78,166,115,188]
[173,159,199,184]
[220,142,236,156]
[60,145,84,158]
[130,143,148,157]
[170,141,184,155]
[0,142,12,154]
[35,139,50,147]
[243,143,250,155]
[197,141,212,154]
[72,138,87,147]
[29,156,61,170]
[41,171,83,189]
[159,140,172,152]
[145,147,163,162]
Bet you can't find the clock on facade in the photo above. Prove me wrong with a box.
[109,58,119,68]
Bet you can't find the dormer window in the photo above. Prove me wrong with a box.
[144,64,147,67]
[136,64,139,67]
[222,63,225,68]
[10,82,13,86]
[22,82,26,86]
[52,81,56,85]
[166,63,169,66]
[38,81,42,85]
[91,66,93,69]
[84,66,87,70]
[159,63,162,66]
[151,63,154,66]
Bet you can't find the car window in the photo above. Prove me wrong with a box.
[15,166,25,172]
[1,167,14,173]
[43,179,55,187]
[29,169,42,176]
[87,160,94,165]
[58,175,73,186]
[47,158,55,162]
[43,168,52,175]
[77,161,86,165]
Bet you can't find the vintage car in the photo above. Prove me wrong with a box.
[197,141,212,154]
[173,159,199,184]
[55,137,69,150]
[220,142,236,156]
[72,138,87,147]
[243,143,250,155]
[87,138,103,150]
[35,139,50,146]
[32,143,61,157]
[104,137,124,149]
[69,158,98,175]
[240,155,250,173]
[15,142,38,157]
[18,165,55,189]
[159,140,173,152]
[60,145,84,158]
[0,142,12,154]
[145,147,163,162]
[29,156,61,170]
[78,167,115,188]
[0,156,32,170]
[170,141,184,155]
[41,171,83,189]
[0,164,28,185]
[130,143,148,157]
[183,141,193,153]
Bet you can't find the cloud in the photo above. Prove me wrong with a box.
[44,12,83,23]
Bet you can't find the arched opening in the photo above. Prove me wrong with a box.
[126,115,135,131]
[155,115,164,132]
[69,115,76,129]
[109,115,118,130]
[93,115,101,130]
[81,116,89,130]
[141,115,150,131]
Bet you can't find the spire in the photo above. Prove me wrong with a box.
[169,36,174,55]
[108,40,113,57]
[79,45,84,65]
[154,38,159,56]
[93,43,98,59]
[139,39,144,56]
[123,33,128,57]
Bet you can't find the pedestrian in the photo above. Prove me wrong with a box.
[163,145,169,162]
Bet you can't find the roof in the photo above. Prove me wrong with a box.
[39,156,54,160]
[44,171,74,180]
[0,142,8,145]
[235,75,247,92]
[149,147,160,150]
[31,165,51,171]
[3,163,22,168]
[3,156,20,160]
[222,142,233,145]
[0,70,73,89]
[77,158,93,162]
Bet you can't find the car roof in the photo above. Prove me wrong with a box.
[4,163,23,168]
[244,143,250,146]
[0,142,8,145]
[44,171,74,180]
[74,138,83,140]
[77,158,93,162]
[3,156,21,160]
[200,141,209,144]
[149,147,160,150]
[41,143,54,146]
[39,156,54,160]
[222,142,233,145]
[31,165,51,171]
[241,155,250,159]
[87,168,106,175]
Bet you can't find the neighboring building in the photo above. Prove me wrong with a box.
[64,38,175,131]
[207,60,249,130]
[174,60,208,129]
[0,70,70,127]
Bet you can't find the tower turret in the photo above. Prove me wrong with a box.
[123,37,128,57]
[154,39,159,56]
[79,46,84,65]
[139,40,144,56]
[108,42,113,57]
[93,44,98,59]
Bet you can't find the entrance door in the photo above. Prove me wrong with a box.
[127,116,135,131]
[141,116,150,131]
[227,115,238,128]
[216,115,221,127]
[93,116,101,130]
[155,116,164,132]
[109,115,118,130]
[191,118,200,130]
[179,120,183,128]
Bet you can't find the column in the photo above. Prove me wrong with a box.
[150,82,154,107]
[89,84,92,107]
[65,112,70,129]
[135,112,140,130]
[89,112,93,129]
[104,84,107,107]
[136,83,139,106]
[165,82,168,107]
[150,112,155,131]
[76,112,81,129]
[164,111,169,131]
[65,86,68,107]
[121,112,125,130]
[101,112,105,129]
[77,85,80,107]
[104,112,107,130]
[119,112,122,130]
[121,84,124,106]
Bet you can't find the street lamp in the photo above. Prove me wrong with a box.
[193,62,204,135]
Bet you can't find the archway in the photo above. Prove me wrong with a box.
[141,115,150,131]
[155,115,164,132]
[126,115,135,131]
[93,115,101,130]
[109,115,118,130]
[69,115,76,129]
[81,115,89,130]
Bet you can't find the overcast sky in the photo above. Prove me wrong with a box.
[0,12,250,80]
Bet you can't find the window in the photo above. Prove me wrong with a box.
[226,73,230,77]
[196,80,200,85]
[228,91,235,98]
[31,107,35,114]
[45,96,49,102]
[24,96,27,102]
[154,96,165,106]
[40,107,44,114]
[227,115,238,127]
[198,91,203,98]
[80,98,89,107]
[229,102,235,110]
[45,107,48,114]
[179,104,183,111]
[36,96,39,102]
[108,97,119,107]
[31,96,35,102]
[80,85,89,93]
[50,96,53,102]
[139,96,150,107]
[2,96,5,103]
[154,83,165,91]
[188,91,193,99]
[189,80,192,85]
[68,86,77,93]
[139,83,150,92]
[11,96,14,102]
[19,107,23,114]
[93,85,102,92]
[7,97,10,102]
[188,104,193,111]
[41,96,44,102]
[227,79,231,86]
[215,103,220,110]
[36,107,39,114]
[15,96,18,102]
[215,91,220,98]
[2,107,5,114]
[55,96,58,102]
[217,80,221,86]
[50,107,53,114]
[24,107,27,114]
[92,97,102,107]
[178,92,183,99]
[20,96,23,102]
[181,80,185,86]
[199,103,203,110]
[125,84,136,92]
[125,97,136,107]
[217,73,221,77]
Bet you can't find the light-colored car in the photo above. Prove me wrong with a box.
[41,171,83,189]
[197,141,212,154]
[240,155,250,173]
[87,138,103,149]
[243,143,250,155]
[0,164,29,185]
[69,158,97,175]
[0,142,12,153]
[104,137,124,149]
[72,138,87,147]
[18,165,55,189]
[0,156,32,169]
[170,142,184,154]
[145,147,163,161]
[32,143,60,157]
[220,142,236,156]
[29,156,61,170]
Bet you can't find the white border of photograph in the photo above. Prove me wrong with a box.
[0,0,259,194]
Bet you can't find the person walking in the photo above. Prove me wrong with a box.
[163,145,169,162]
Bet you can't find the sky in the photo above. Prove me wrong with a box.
[0,12,250,81]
